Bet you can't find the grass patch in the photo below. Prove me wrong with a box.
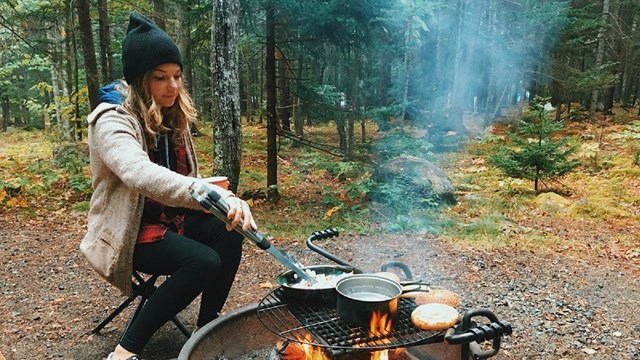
[2,106,640,258]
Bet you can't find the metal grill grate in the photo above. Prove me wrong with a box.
[257,288,445,356]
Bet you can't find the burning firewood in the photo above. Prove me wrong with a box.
[277,340,307,359]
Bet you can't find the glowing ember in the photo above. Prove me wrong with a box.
[371,350,388,360]
[278,333,330,360]
[279,312,398,359]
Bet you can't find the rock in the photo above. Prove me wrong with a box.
[374,155,456,204]
[535,192,572,213]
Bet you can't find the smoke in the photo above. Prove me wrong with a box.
[367,0,571,226]
[403,0,569,129]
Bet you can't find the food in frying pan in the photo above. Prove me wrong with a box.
[411,303,460,331]
[289,269,354,289]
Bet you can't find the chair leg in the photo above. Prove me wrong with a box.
[92,295,137,334]
[93,273,191,340]
[92,274,159,335]
[171,316,191,339]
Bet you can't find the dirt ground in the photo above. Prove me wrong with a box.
[1,209,640,360]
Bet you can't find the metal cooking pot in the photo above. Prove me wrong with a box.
[276,264,361,303]
[335,274,426,326]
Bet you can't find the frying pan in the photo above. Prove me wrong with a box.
[276,264,362,303]
[277,229,426,304]
[275,229,363,303]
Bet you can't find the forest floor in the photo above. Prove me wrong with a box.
[1,211,639,360]
[2,106,640,360]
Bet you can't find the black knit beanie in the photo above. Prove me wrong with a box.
[121,11,182,83]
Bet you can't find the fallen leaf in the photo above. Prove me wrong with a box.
[259,282,274,288]
[323,206,341,220]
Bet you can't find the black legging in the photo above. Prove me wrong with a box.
[119,211,244,354]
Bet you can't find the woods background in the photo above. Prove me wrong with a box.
[0,0,639,196]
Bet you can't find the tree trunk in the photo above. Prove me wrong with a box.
[2,95,9,132]
[211,0,242,193]
[619,6,635,107]
[176,3,200,136]
[483,0,497,125]
[97,0,115,82]
[379,52,392,107]
[76,0,100,111]
[152,0,166,30]
[265,4,279,201]
[47,23,65,129]
[336,112,347,156]
[293,58,304,138]
[259,50,264,125]
[399,15,414,133]
[69,7,80,141]
[448,0,466,133]
[277,49,291,131]
[589,0,609,121]
[176,3,193,93]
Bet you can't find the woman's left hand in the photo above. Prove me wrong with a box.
[225,196,257,232]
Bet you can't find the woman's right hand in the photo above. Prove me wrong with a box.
[224,195,257,232]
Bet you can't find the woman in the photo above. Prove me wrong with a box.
[79,12,255,360]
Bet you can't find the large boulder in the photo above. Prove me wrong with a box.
[374,155,456,204]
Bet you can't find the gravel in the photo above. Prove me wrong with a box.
[2,216,639,360]
[314,233,640,360]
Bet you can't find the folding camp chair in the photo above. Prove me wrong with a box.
[92,271,190,339]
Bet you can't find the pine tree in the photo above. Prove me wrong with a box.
[489,96,580,191]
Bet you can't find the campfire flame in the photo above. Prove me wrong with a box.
[279,312,396,360]
[278,333,330,360]
[369,311,392,360]
[369,311,392,336]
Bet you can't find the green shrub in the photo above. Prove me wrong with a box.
[488,96,580,191]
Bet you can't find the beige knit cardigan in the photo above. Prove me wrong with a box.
[80,103,217,295]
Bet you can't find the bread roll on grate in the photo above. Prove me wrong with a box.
[411,303,460,331]
[406,288,461,307]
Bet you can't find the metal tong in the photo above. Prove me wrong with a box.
[189,182,316,284]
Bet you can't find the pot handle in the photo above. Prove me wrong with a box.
[399,282,430,297]
[380,261,413,281]
[307,229,360,270]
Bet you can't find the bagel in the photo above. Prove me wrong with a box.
[406,288,461,307]
[411,303,460,331]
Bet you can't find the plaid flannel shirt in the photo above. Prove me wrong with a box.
[137,140,188,244]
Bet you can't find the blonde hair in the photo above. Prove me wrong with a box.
[124,70,197,149]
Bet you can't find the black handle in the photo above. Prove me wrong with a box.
[309,228,340,241]
[306,229,359,269]
[444,308,512,359]
[445,320,512,344]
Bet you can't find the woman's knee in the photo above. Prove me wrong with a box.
[191,249,221,275]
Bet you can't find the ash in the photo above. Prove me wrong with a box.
[214,349,414,360]
[215,348,281,359]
